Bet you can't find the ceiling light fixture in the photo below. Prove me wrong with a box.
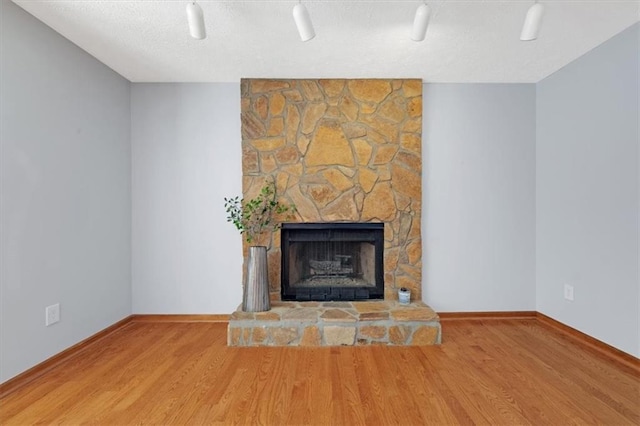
[293,1,315,42]
[411,2,431,42]
[520,1,544,41]
[186,1,206,40]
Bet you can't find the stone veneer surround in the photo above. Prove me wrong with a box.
[241,79,423,302]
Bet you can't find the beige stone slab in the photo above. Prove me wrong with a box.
[252,327,267,344]
[230,311,255,320]
[228,327,242,345]
[298,302,322,308]
[321,309,357,322]
[389,325,411,344]
[390,306,439,322]
[300,326,321,346]
[359,325,387,339]
[409,326,439,345]
[359,311,390,321]
[324,326,356,345]
[282,308,319,321]
[254,311,280,321]
[322,302,353,309]
[269,327,298,345]
[352,301,390,313]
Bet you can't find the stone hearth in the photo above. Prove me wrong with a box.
[228,301,440,346]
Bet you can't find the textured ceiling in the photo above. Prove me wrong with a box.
[12,0,640,83]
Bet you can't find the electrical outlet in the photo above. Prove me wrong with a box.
[564,284,574,302]
[45,303,60,326]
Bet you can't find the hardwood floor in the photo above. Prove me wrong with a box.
[1,319,638,425]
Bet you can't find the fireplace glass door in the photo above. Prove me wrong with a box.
[281,223,384,301]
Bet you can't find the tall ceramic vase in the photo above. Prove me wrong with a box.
[243,246,270,312]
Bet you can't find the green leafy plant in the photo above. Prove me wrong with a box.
[224,178,295,244]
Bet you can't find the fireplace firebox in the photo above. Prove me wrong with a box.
[281,223,384,301]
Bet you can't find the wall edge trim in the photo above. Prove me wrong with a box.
[0,315,135,398]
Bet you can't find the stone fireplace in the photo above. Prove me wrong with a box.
[240,78,423,302]
[229,79,440,346]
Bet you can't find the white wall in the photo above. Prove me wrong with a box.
[423,84,537,312]
[1,2,132,382]
[131,84,243,313]
[536,23,639,357]
[130,82,536,314]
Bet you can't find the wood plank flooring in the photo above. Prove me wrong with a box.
[0,319,638,425]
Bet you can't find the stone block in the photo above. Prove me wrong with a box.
[297,135,311,156]
[353,301,389,313]
[255,96,269,120]
[407,97,422,118]
[342,123,368,139]
[362,182,396,221]
[302,103,328,134]
[361,116,399,142]
[359,325,387,339]
[300,326,321,346]
[242,147,259,174]
[285,106,300,146]
[319,79,345,97]
[252,327,267,344]
[396,151,421,172]
[400,132,421,153]
[353,139,373,166]
[270,93,286,116]
[307,184,341,208]
[359,312,390,321]
[410,326,439,345]
[403,80,422,97]
[251,80,290,93]
[251,137,285,152]
[283,89,304,102]
[254,311,280,321]
[324,326,356,346]
[305,120,354,167]
[384,247,399,271]
[320,190,358,222]
[326,106,341,118]
[340,96,359,122]
[282,308,319,321]
[301,80,324,101]
[389,325,411,344]
[287,186,320,221]
[322,302,353,308]
[242,112,266,139]
[228,327,242,345]
[323,168,354,192]
[230,311,255,320]
[373,145,399,165]
[406,240,422,265]
[267,117,285,136]
[390,306,438,322]
[378,98,405,123]
[398,263,421,281]
[391,165,421,200]
[358,167,378,193]
[347,80,392,104]
[321,309,357,322]
[269,327,298,346]
[275,146,299,165]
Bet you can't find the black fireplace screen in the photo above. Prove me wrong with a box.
[281,223,384,301]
